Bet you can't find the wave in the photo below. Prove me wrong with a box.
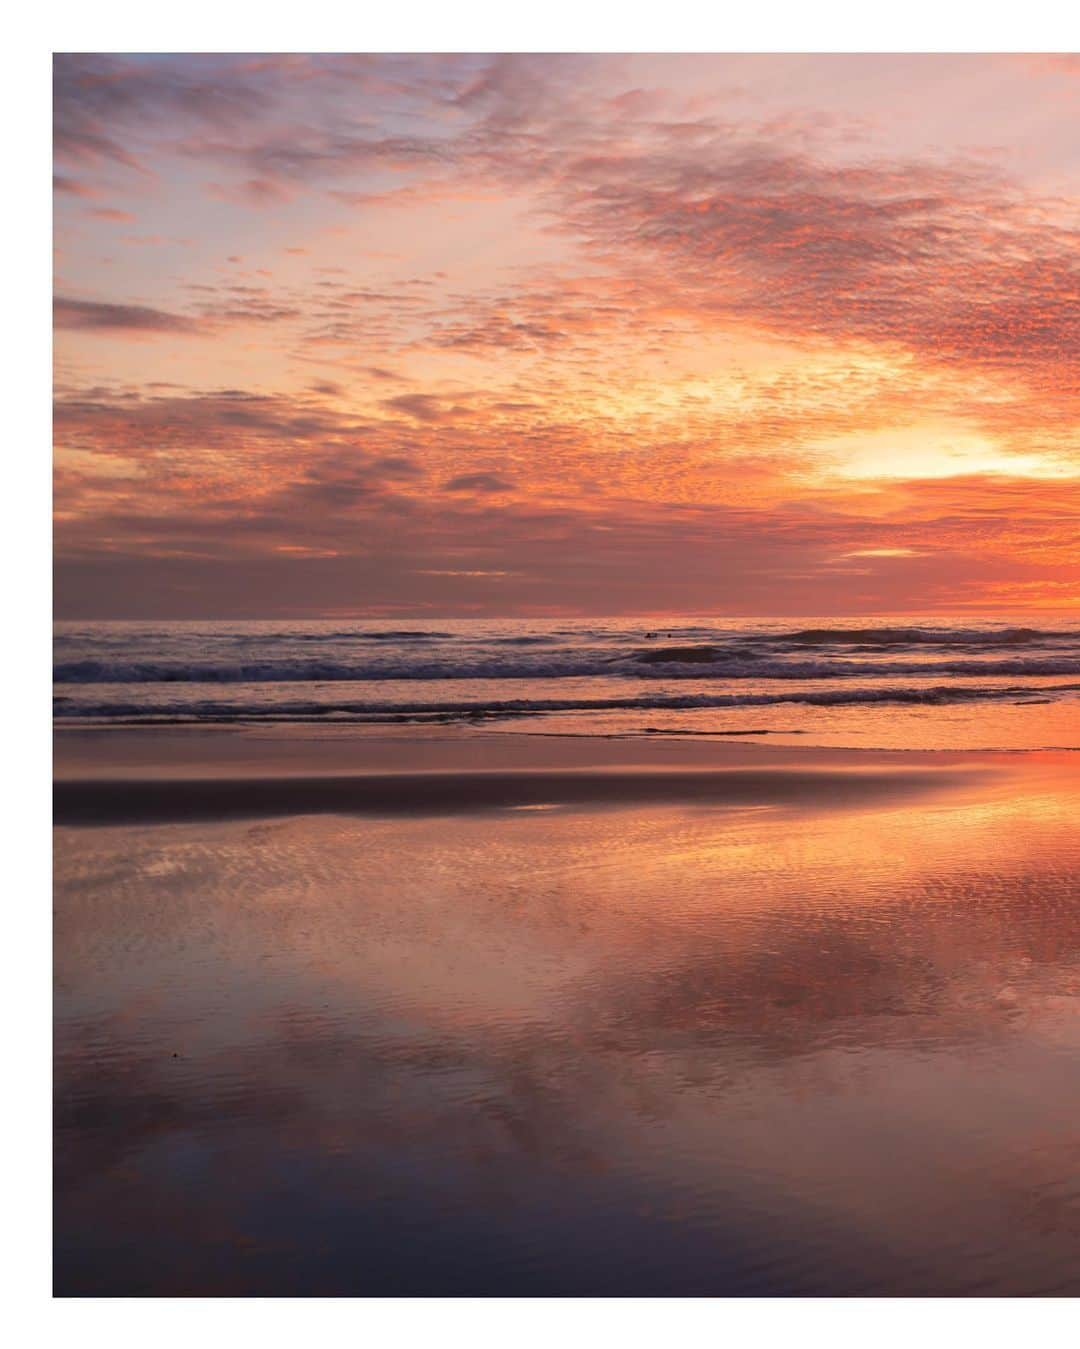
[53,653,1080,684]
[240,629,456,643]
[781,626,1055,646]
[53,680,1080,723]
[51,657,618,683]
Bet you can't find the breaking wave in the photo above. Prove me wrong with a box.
[781,626,1052,646]
[53,654,1080,684]
[53,619,1080,737]
[53,680,1080,724]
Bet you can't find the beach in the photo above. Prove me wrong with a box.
[54,725,1080,1295]
[49,45,1080,1315]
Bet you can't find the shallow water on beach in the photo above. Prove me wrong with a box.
[54,761,1080,1295]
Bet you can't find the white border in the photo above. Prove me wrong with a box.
[40,1,1080,54]
[10,4,1080,1334]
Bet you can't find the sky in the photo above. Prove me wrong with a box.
[53,53,1079,618]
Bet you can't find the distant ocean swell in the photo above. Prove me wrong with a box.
[52,654,1080,685]
[57,624,1068,648]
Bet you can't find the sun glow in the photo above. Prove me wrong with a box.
[834,428,1077,482]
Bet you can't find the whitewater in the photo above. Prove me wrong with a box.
[53,617,1080,749]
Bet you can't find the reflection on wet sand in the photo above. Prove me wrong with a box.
[55,754,1080,1295]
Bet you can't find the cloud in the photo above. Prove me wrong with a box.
[53,53,273,172]
[53,173,97,197]
[381,393,454,423]
[443,472,514,494]
[52,57,1079,615]
[53,54,1078,403]
[53,297,206,335]
[545,141,1079,399]
[53,381,1079,615]
[206,177,295,207]
[84,206,136,222]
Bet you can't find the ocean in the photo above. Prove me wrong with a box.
[54,619,1080,1295]
[53,616,1080,749]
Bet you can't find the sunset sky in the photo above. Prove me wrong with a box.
[53,53,1079,618]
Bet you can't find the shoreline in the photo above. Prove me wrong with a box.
[52,724,1076,826]
[55,722,1051,776]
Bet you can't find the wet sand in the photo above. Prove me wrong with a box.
[53,723,1018,778]
[54,724,1011,825]
[54,730,1080,1295]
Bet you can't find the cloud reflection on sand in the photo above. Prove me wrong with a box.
[55,760,1080,1294]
